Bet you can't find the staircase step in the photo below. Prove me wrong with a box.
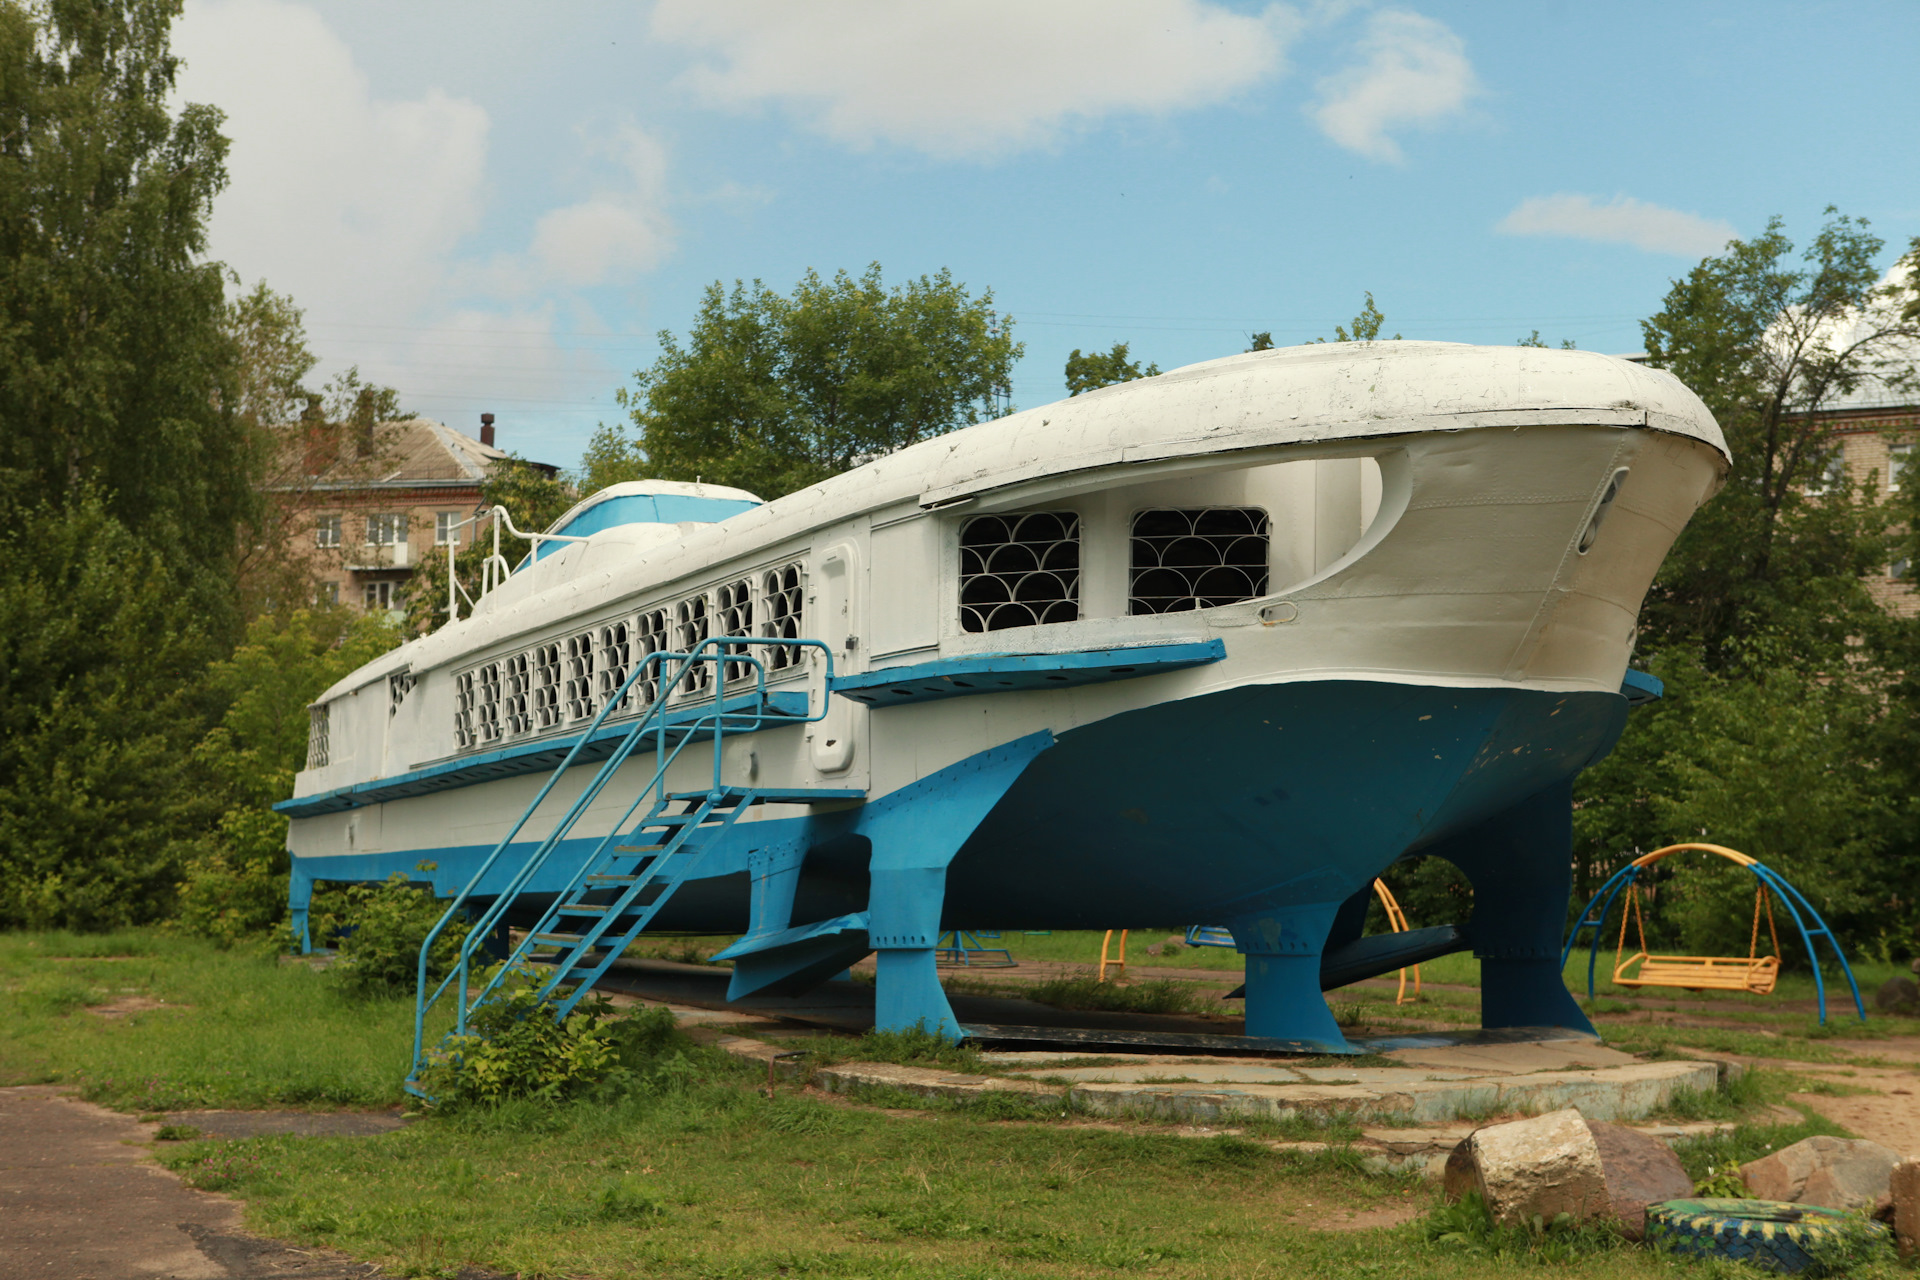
[585,874,638,884]
[532,932,611,948]
[614,844,668,854]
[555,903,612,914]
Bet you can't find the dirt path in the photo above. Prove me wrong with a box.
[0,1086,490,1279]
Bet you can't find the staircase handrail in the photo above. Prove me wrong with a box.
[408,636,832,1073]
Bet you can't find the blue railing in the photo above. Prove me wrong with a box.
[407,636,833,1084]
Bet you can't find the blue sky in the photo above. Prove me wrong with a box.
[174,1,1920,473]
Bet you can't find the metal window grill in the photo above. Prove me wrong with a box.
[715,578,755,682]
[475,661,503,744]
[564,631,597,722]
[453,670,476,749]
[759,563,805,669]
[387,669,415,716]
[596,620,632,712]
[306,704,329,768]
[959,511,1081,633]
[635,609,669,706]
[502,652,533,736]
[531,642,563,730]
[1128,507,1270,614]
[674,595,712,695]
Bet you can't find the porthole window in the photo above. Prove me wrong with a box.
[959,511,1080,632]
[1129,508,1270,614]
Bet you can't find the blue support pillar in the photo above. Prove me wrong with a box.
[1423,779,1596,1035]
[1228,903,1349,1049]
[288,859,315,953]
[856,731,1053,1040]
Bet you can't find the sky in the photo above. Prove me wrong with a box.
[172,0,1920,473]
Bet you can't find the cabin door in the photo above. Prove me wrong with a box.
[809,542,864,776]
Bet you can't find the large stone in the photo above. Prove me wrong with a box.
[1893,1158,1920,1259]
[1442,1109,1609,1226]
[1741,1135,1902,1210]
[1587,1120,1693,1241]
[1876,975,1920,1016]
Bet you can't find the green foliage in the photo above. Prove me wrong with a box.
[172,610,402,945]
[1516,329,1577,349]
[0,496,228,928]
[1799,1211,1898,1276]
[416,969,685,1107]
[1246,331,1275,352]
[328,873,469,999]
[402,456,575,632]
[1639,210,1917,662]
[809,1025,985,1072]
[602,263,1022,500]
[1063,341,1160,395]
[1422,1190,1623,1263]
[1317,292,1400,343]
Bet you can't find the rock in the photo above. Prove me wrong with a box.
[1587,1121,1694,1241]
[1893,1159,1920,1258]
[1741,1135,1901,1210]
[1442,1109,1609,1227]
[1877,975,1920,1015]
[1144,944,1162,957]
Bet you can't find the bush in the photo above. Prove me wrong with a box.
[415,967,684,1108]
[329,874,468,999]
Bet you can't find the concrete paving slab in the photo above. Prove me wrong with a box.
[1382,1041,1639,1075]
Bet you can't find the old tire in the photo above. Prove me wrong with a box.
[1645,1198,1864,1274]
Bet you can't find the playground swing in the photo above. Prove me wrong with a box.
[1564,843,1866,1023]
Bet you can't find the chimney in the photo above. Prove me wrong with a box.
[480,412,496,448]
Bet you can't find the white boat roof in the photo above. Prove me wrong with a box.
[332,342,1726,697]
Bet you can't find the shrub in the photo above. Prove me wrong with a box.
[329,874,468,999]
[415,967,683,1108]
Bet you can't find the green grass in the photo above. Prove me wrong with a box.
[0,930,430,1110]
[1021,974,1221,1015]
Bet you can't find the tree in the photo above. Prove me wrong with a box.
[608,264,1021,500]
[1516,330,1577,349]
[1637,210,1919,663]
[1064,342,1160,396]
[1246,332,1275,352]
[0,0,264,928]
[1315,292,1400,343]
[403,457,576,634]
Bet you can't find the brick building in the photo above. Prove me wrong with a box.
[1828,399,1920,616]
[270,412,554,614]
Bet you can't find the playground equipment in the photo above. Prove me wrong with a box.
[1099,929,1128,982]
[1563,844,1866,1024]
[936,929,1015,967]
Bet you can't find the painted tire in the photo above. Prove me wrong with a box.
[1645,1198,1866,1274]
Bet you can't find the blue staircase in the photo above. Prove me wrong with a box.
[406,636,848,1095]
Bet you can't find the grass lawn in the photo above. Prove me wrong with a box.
[3,928,1905,1279]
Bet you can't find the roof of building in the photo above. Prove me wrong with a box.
[272,418,553,491]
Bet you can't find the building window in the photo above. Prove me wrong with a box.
[959,511,1081,632]
[316,581,339,606]
[1129,508,1271,614]
[366,513,408,545]
[315,514,342,548]
[1805,451,1848,496]
[363,580,398,611]
[435,511,463,545]
[1891,443,1912,493]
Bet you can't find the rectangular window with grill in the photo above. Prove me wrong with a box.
[759,563,805,669]
[959,511,1080,632]
[564,631,597,721]
[307,704,329,768]
[715,578,755,681]
[596,620,633,712]
[675,595,712,695]
[531,642,563,730]
[476,661,502,744]
[454,670,477,749]
[502,652,532,736]
[1129,508,1271,614]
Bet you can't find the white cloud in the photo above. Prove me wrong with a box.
[173,0,670,450]
[1497,194,1737,257]
[1310,9,1477,163]
[532,127,673,287]
[650,0,1301,158]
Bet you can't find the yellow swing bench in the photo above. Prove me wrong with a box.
[1610,844,1780,994]
[1566,842,1868,1023]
